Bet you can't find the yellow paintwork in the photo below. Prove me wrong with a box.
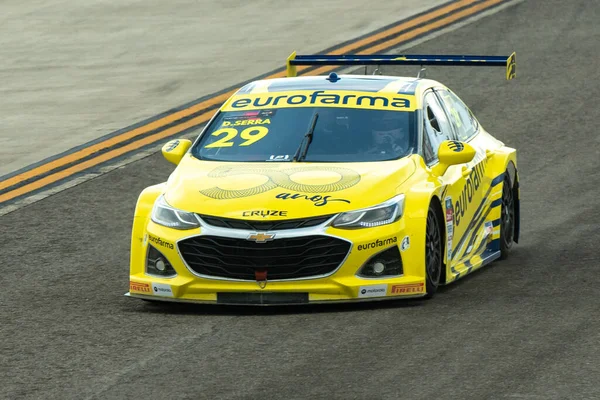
[128,75,518,305]
[286,51,297,78]
[164,157,415,219]
[161,139,192,165]
[507,52,517,80]
[433,140,476,176]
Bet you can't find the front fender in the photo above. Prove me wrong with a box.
[399,164,443,279]
[486,146,519,244]
[130,183,166,274]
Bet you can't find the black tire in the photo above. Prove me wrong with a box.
[424,204,443,298]
[499,172,515,260]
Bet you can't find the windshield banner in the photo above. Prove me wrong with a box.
[222,90,417,112]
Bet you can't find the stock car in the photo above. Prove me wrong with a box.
[126,52,519,305]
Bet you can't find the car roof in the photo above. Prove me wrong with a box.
[236,74,440,96]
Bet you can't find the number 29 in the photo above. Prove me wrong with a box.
[204,126,268,148]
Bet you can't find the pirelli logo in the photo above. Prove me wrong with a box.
[390,283,424,294]
[130,281,151,293]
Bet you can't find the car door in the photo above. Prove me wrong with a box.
[421,90,474,271]
[433,88,493,269]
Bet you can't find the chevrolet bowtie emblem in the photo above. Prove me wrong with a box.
[247,232,275,243]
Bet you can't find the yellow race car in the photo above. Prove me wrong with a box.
[127,52,519,305]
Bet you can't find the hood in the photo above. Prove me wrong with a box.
[164,155,416,220]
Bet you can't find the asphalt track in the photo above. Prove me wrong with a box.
[2,0,600,398]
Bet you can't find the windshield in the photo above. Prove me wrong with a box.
[192,106,417,163]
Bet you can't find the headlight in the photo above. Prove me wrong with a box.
[151,195,200,230]
[332,194,404,228]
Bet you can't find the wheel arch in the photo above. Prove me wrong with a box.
[428,194,447,284]
[506,160,520,244]
[489,148,520,245]
[130,182,167,273]
[134,182,167,218]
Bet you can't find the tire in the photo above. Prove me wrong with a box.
[499,172,516,260]
[424,203,443,298]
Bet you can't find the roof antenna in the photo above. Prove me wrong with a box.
[327,72,341,82]
[417,66,427,79]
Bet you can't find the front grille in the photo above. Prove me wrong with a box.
[198,214,334,231]
[178,235,350,280]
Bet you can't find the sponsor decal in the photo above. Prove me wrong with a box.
[448,141,464,152]
[151,283,174,297]
[199,165,360,201]
[400,236,410,252]
[130,281,151,293]
[247,232,276,243]
[455,159,488,227]
[222,118,270,127]
[358,284,388,298]
[445,196,454,262]
[224,90,415,112]
[275,192,350,207]
[268,154,290,161]
[357,237,397,251]
[484,221,494,238]
[147,234,174,250]
[390,282,424,294]
[164,140,180,152]
[243,210,288,218]
[227,109,275,118]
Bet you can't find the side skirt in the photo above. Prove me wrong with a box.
[442,240,502,284]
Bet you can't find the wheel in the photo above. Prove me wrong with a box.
[499,172,515,260]
[424,204,443,298]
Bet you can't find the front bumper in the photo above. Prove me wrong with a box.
[128,213,428,306]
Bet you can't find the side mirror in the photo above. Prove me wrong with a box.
[432,140,476,176]
[161,139,192,165]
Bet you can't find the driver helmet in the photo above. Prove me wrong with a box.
[371,114,407,147]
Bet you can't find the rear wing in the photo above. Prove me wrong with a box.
[286,51,516,80]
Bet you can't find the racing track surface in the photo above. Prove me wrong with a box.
[2,0,600,398]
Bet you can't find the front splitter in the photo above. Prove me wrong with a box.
[125,291,426,306]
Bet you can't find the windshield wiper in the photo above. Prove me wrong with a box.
[293,112,319,162]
